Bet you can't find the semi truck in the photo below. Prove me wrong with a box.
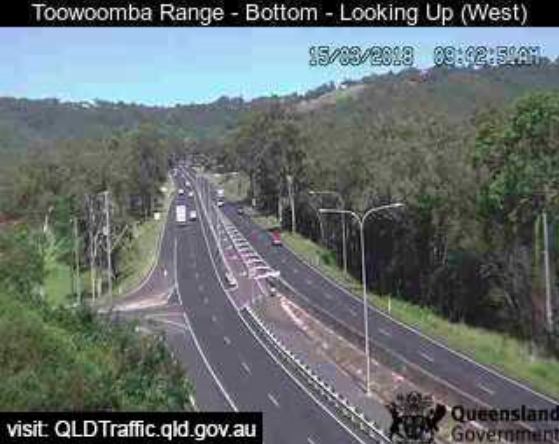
[176,204,187,225]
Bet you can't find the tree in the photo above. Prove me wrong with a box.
[0,225,45,299]
[475,92,559,341]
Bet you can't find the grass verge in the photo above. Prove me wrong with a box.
[252,212,559,400]
[115,178,174,297]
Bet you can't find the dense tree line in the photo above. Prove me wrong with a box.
[223,65,559,355]
[2,123,174,299]
[0,121,194,410]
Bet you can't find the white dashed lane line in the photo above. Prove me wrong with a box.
[419,351,435,363]
[267,393,280,408]
[241,362,251,375]
[478,383,495,396]
[378,328,392,337]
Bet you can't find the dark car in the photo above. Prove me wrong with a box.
[237,206,245,215]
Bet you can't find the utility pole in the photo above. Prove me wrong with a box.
[286,174,296,233]
[543,209,553,332]
[73,217,81,304]
[278,193,283,228]
[104,191,112,304]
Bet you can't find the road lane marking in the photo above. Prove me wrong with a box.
[419,351,435,363]
[278,241,559,408]
[198,284,205,292]
[197,195,369,444]
[224,336,231,345]
[478,383,495,396]
[305,278,313,285]
[174,240,237,411]
[241,361,251,374]
[267,393,280,408]
[194,272,199,280]
[211,315,217,323]
[378,328,391,337]
[349,308,358,317]
[307,438,317,444]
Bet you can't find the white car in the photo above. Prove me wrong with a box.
[188,191,194,198]
[189,210,197,221]
[178,188,184,195]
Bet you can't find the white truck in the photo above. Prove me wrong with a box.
[176,204,187,225]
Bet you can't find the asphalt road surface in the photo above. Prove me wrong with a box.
[222,202,559,435]
[174,171,374,444]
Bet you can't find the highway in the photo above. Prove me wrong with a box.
[173,171,374,444]
[222,202,559,432]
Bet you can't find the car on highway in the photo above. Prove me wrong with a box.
[189,210,197,221]
[188,191,194,198]
[176,204,187,226]
[271,229,282,246]
[217,199,224,207]
[237,206,244,215]
[178,188,184,195]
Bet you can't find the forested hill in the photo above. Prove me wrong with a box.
[0,96,252,154]
[295,63,559,118]
[222,62,559,356]
[3,63,559,158]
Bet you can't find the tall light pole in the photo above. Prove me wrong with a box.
[104,191,112,305]
[73,216,81,305]
[310,190,347,275]
[543,209,553,332]
[286,175,296,233]
[319,202,404,395]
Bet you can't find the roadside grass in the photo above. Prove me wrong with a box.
[44,261,73,306]
[115,178,174,297]
[44,257,89,307]
[251,211,559,400]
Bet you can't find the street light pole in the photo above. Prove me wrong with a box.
[543,209,553,332]
[73,216,81,305]
[319,202,404,395]
[104,190,112,305]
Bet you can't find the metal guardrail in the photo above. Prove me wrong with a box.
[244,306,391,443]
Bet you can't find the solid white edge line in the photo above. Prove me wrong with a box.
[276,228,559,406]
[174,234,238,412]
[124,173,175,298]
[192,180,369,444]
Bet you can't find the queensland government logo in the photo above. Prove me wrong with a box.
[386,391,446,443]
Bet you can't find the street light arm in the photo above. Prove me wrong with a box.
[310,190,345,209]
[362,202,404,225]
[319,208,361,227]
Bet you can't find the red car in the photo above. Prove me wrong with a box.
[271,230,282,246]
